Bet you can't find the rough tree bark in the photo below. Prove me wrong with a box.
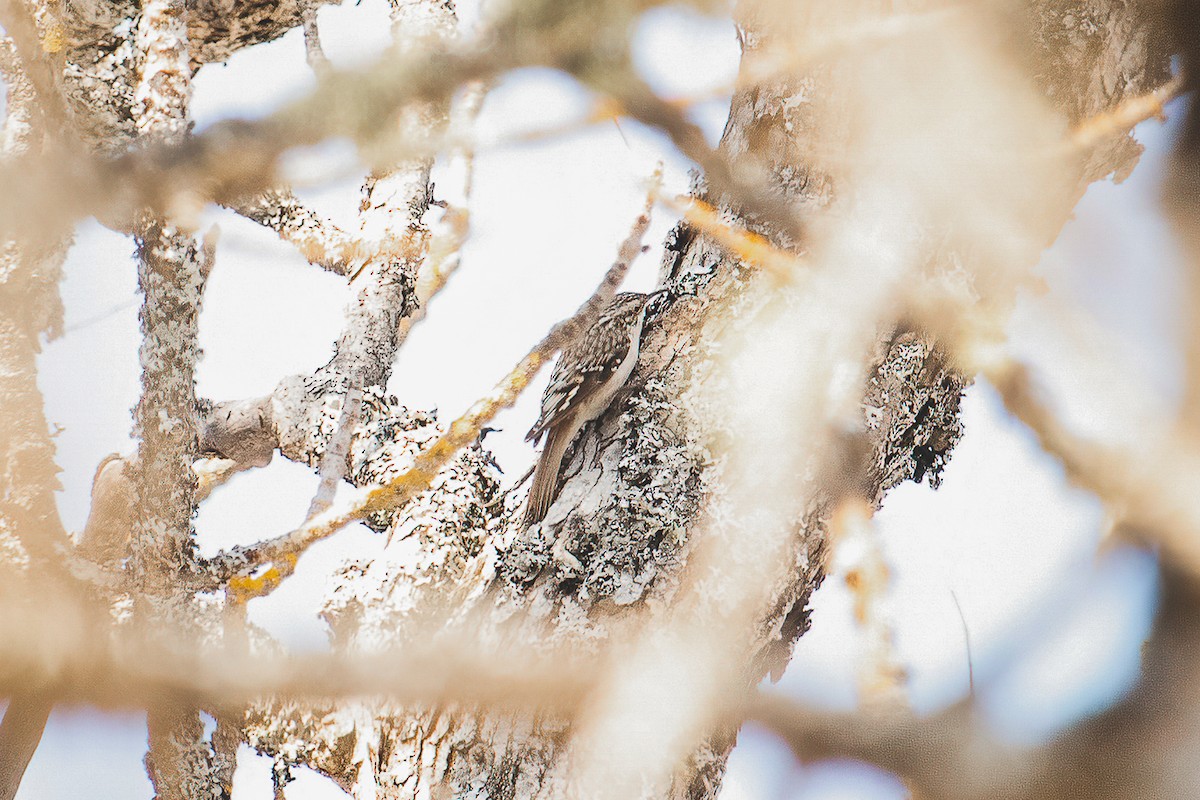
[0,0,1186,798]
[233,2,1175,799]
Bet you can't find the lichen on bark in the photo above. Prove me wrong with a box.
[0,0,1180,796]
[245,1,1173,797]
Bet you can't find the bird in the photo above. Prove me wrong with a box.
[524,290,664,525]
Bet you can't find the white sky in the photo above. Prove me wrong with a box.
[9,2,1186,798]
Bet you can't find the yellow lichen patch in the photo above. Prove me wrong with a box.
[227,568,279,603]
[227,552,299,603]
[41,23,66,54]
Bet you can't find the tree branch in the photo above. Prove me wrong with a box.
[205,183,658,587]
[0,0,73,137]
[984,358,1200,581]
[224,190,368,277]
[0,694,52,800]
[126,2,223,796]
[0,0,703,237]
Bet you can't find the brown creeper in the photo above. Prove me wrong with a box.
[524,291,664,525]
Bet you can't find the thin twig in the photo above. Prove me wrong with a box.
[655,190,802,281]
[0,0,795,246]
[949,588,974,696]
[307,387,364,521]
[226,385,364,603]
[391,203,468,349]
[833,500,907,706]
[452,80,489,200]
[300,0,332,78]
[0,612,598,712]
[597,68,802,242]
[744,691,1000,800]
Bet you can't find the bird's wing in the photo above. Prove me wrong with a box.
[525,319,632,444]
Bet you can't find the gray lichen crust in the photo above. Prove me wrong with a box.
[495,376,705,605]
[865,329,969,498]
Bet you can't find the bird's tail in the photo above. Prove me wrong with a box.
[524,428,570,526]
